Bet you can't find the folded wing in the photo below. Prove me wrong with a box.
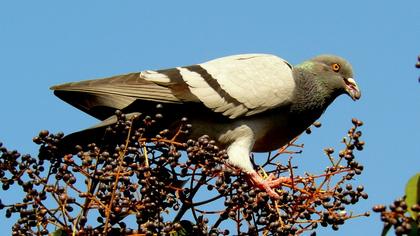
[51,54,295,120]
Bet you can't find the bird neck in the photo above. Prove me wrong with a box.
[290,67,336,115]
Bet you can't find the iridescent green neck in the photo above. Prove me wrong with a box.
[295,61,316,71]
[290,66,333,115]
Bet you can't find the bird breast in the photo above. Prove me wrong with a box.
[188,108,318,153]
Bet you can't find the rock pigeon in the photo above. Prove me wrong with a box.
[51,54,361,199]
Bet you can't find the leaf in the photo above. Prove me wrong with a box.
[381,224,391,236]
[170,220,194,236]
[408,221,419,236]
[405,173,420,219]
[51,229,65,236]
[179,220,194,236]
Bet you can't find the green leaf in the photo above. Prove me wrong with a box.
[408,221,419,236]
[170,220,194,236]
[381,224,391,236]
[405,173,420,219]
[51,229,65,236]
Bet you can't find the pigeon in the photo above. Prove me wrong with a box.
[51,53,361,199]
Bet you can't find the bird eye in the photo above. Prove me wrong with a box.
[331,63,341,72]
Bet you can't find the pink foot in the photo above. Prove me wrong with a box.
[246,171,291,199]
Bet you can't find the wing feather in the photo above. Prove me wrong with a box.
[199,54,295,114]
[51,53,295,120]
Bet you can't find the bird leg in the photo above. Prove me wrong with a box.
[223,128,292,199]
[246,171,292,199]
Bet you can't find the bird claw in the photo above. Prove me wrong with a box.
[247,171,291,199]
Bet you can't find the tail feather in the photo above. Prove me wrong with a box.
[58,112,142,153]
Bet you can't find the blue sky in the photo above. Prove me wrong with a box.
[1,1,419,235]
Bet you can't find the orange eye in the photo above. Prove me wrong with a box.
[332,63,341,72]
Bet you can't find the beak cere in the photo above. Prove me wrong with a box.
[344,78,361,101]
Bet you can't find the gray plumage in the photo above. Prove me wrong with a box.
[51,53,361,198]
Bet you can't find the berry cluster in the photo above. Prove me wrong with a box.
[0,108,367,235]
[373,198,420,235]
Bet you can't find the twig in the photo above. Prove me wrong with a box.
[173,173,207,222]
[103,120,134,234]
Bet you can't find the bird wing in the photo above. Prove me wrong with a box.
[51,54,295,119]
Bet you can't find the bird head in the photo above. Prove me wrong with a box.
[309,55,361,101]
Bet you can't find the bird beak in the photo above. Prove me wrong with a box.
[344,78,361,101]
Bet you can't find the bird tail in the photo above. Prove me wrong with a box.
[58,112,142,153]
